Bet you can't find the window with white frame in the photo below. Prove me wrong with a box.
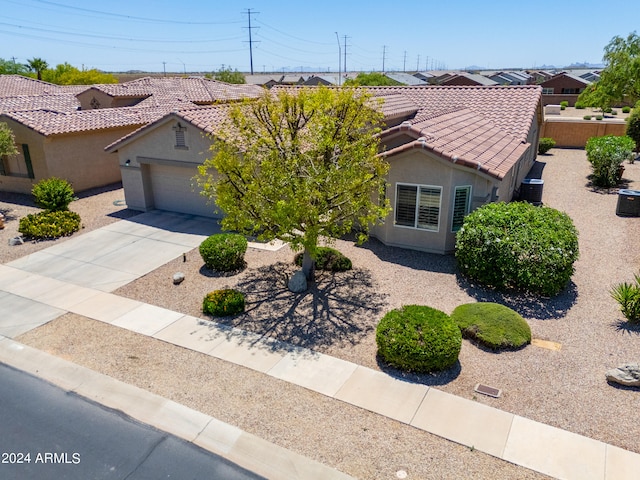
[542,87,554,94]
[395,183,441,231]
[451,186,471,232]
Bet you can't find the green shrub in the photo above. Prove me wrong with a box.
[596,115,604,120]
[585,135,635,187]
[376,305,461,373]
[537,137,556,155]
[203,289,245,317]
[560,101,568,108]
[451,302,531,350]
[604,107,613,113]
[626,102,640,151]
[575,102,586,109]
[455,202,579,296]
[18,211,81,239]
[583,115,592,120]
[610,276,640,323]
[622,106,631,113]
[31,177,75,212]
[612,110,618,115]
[199,233,247,272]
[294,247,352,272]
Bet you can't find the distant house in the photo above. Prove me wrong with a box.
[539,73,591,106]
[439,73,498,87]
[107,85,543,255]
[303,75,339,86]
[413,72,435,82]
[384,73,428,86]
[488,71,530,85]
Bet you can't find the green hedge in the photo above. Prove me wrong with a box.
[203,289,245,317]
[293,247,352,272]
[455,202,579,296]
[18,211,81,239]
[32,177,75,212]
[451,302,531,350]
[376,305,461,373]
[199,233,247,272]
[538,137,556,155]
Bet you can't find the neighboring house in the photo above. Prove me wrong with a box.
[526,70,555,85]
[488,71,530,85]
[413,71,435,82]
[384,73,428,86]
[107,85,542,255]
[539,73,591,106]
[0,75,264,194]
[303,75,339,86]
[0,106,169,194]
[440,73,498,87]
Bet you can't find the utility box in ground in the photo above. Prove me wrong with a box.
[616,189,640,217]
[520,178,544,204]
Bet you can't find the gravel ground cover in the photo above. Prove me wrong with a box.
[9,148,640,478]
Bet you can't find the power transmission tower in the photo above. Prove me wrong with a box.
[382,45,387,73]
[243,9,260,75]
[343,35,350,75]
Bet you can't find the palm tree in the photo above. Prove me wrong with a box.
[27,57,48,80]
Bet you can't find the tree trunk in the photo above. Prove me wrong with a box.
[301,248,315,282]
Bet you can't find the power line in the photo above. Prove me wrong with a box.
[243,8,260,75]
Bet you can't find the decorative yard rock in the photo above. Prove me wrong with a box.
[288,270,307,293]
[8,236,24,246]
[606,363,640,387]
[172,272,185,285]
[0,213,4,229]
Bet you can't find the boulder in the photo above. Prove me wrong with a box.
[606,363,640,387]
[172,272,185,285]
[8,236,24,246]
[287,270,307,293]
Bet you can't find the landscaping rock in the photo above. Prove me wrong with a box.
[287,270,307,293]
[606,363,640,387]
[172,272,185,285]
[8,236,24,246]
[0,213,4,229]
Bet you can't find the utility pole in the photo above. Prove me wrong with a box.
[426,56,429,71]
[243,8,259,75]
[417,54,420,71]
[382,45,387,73]
[162,61,166,77]
[343,35,349,75]
[335,32,341,86]
[403,51,407,72]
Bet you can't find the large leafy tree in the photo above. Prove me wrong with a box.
[26,57,48,80]
[197,86,390,280]
[579,32,640,108]
[344,72,401,86]
[212,67,246,84]
[0,58,28,75]
[41,63,117,85]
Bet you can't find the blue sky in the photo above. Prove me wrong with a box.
[1,0,639,73]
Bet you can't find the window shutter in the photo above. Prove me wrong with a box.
[22,144,34,179]
[417,186,440,230]
[452,186,471,232]
[175,129,186,147]
[395,185,417,226]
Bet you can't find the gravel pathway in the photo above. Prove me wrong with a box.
[9,148,640,479]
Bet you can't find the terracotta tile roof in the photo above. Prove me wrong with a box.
[0,94,80,114]
[0,75,68,97]
[374,86,541,180]
[2,105,171,137]
[83,76,264,103]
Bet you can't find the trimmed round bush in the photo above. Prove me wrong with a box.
[622,106,631,114]
[18,211,81,239]
[583,115,592,120]
[455,202,579,296]
[376,305,461,373]
[32,177,75,212]
[537,137,556,155]
[451,302,531,350]
[596,115,603,121]
[199,233,247,272]
[575,102,586,109]
[203,289,245,317]
[294,247,352,272]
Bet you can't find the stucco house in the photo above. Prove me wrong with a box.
[0,75,264,194]
[107,85,543,255]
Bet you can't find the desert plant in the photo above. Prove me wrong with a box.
[294,246,352,272]
[604,107,613,113]
[199,233,247,272]
[622,106,631,113]
[455,202,579,296]
[18,210,81,239]
[612,110,618,115]
[31,177,75,212]
[611,279,640,323]
[560,101,568,110]
[585,135,635,187]
[596,115,604,120]
[538,137,556,155]
[376,305,461,373]
[575,102,586,109]
[584,115,592,120]
[203,289,245,317]
[451,302,531,350]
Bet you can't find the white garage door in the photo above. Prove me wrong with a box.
[148,163,219,218]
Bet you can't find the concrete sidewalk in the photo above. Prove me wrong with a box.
[2,210,640,480]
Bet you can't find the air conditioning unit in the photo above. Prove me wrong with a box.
[520,178,544,205]
[616,189,640,217]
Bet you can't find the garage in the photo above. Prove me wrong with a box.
[147,162,219,218]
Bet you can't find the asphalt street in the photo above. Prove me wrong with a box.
[0,362,264,480]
